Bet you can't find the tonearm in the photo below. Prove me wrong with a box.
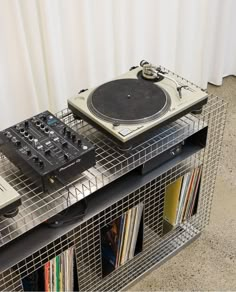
[140,60,188,99]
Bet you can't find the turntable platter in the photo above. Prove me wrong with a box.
[88,79,171,124]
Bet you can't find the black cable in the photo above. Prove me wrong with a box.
[46,175,88,227]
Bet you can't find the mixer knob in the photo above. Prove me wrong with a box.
[72,134,76,142]
[45,149,51,155]
[32,156,39,162]
[77,139,82,147]
[15,140,21,147]
[36,121,41,127]
[24,121,29,128]
[11,137,17,143]
[20,128,25,135]
[28,135,33,142]
[40,124,45,130]
[49,131,54,138]
[64,153,69,160]
[62,141,68,148]
[15,124,20,131]
[41,115,47,121]
[6,131,12,139]
[39,160,44,168]
[66,130,71,138]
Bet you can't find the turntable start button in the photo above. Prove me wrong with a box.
[119,128,132,136]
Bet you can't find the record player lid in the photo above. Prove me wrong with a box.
[87,79,171,124]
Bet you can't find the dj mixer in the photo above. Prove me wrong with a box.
[0,111,95,190]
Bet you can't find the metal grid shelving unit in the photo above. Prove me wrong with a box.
[0,83,227,291]
[0,111,205,248]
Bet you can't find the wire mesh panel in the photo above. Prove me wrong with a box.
[189,95,227,232]
[0,268,23,292]
[75,154,204,291]
[0,152,202,292]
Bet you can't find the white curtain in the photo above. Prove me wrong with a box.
[0,0,235,129]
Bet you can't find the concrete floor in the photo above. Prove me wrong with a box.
[127,76,236,291]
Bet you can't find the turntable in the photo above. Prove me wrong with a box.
[68,60,208,148]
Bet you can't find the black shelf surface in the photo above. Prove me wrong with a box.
[0,143,202,273]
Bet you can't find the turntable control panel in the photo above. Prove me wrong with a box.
[0,111,95,189]
[117,126,144,137]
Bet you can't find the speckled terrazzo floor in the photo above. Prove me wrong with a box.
[126,76,236,291]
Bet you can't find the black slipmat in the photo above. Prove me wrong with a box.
[88,79,170,124]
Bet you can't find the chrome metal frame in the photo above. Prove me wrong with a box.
[0,69,227,291]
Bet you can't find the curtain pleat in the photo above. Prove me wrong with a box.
[0,0,235,129]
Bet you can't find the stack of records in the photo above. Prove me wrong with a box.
[22,246,77,292]
[163,165,202,229]
[101,203,144,276]
[44,247,75,292]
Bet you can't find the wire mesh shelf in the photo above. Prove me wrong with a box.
[0,108,206,248]
[0,73,227,292]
